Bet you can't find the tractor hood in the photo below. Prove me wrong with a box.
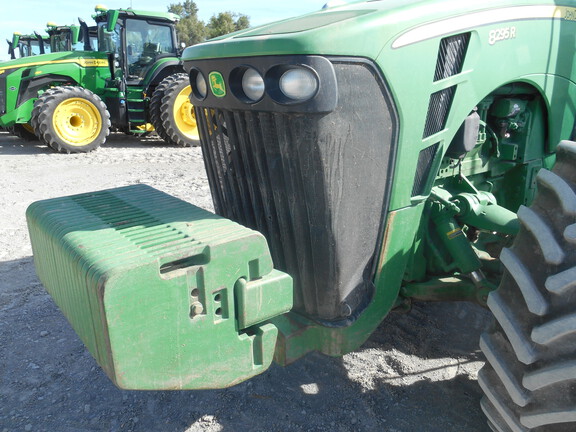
[182,0,572,60]
[0,51,108,73]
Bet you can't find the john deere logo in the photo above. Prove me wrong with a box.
[209,71,226,98]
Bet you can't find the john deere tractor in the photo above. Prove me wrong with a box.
[0,6,199,152]
[6,32,50,59]
[4,24,91,140]
[26,1,576,431]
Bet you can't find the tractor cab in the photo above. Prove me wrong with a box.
[93,6,179,84]
[46,23,82,52]
[8,32,50,59]
[45,22,98,53]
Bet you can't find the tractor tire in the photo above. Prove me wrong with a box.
[156,73,200,147]
[8,124,38,141]
[31,95,52,148]
[32,86,110,153]
[479,140,576,432]
[149,75,177,141]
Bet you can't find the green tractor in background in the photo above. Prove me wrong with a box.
[3,32,49,135]
[5,23,93,140]
[44,21,98,53]
[25,0,576,431]
[0,6,199,152]
[6,32,50,59]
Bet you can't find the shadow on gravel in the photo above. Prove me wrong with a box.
[0,132,190,156]
[0,255,491,432]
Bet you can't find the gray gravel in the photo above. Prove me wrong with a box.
[0,131,491,432]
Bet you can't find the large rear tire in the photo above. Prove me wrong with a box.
[149,75,176,141]
[151,73,200,147]
[33,86,110,153]
[479,140,576,431]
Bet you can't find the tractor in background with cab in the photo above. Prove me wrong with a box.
[0,5,199,152]
[6,32,50,59]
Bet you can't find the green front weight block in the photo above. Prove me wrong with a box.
[26,184,293,390]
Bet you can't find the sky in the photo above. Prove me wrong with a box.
[0,1,329,61]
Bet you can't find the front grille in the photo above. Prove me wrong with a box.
[196,60,397,322]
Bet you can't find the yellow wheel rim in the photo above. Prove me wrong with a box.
[173,85,199,140]
[52,97,102,146]
[22,123,35,134]
[136,123,155,132]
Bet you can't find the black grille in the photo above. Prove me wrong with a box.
[412,143,439,197]
[434,33,470,82]
[423,85,456,138]
[196,61,397,322]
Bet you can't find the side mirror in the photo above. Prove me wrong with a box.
[11,33,21,49]
[71,25,81,45]
[106,10,119,33]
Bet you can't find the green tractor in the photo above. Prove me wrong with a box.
[0,6,199,152]
[6,31,50,59]
[26,0,576,431]
[45,20,99,53]
[4,24,89,140]
[45,21,95,52]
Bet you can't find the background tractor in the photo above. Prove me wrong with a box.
[0,6,199,152]
[25,1,576,431]
[6,32,50,59]
[4,24,93,140]
[44,21,99,53]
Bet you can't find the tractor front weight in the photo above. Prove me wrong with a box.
[26,185,293,389]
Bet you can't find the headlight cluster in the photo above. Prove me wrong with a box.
[185,55,338,113]
[191,64,319,105]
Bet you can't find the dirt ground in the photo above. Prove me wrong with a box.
[0,131,492,432]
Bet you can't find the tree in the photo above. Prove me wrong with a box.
[167,2,251,46]
[168,0,205,46]
[206,12,250,39]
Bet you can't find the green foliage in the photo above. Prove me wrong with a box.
[168,0,206,46]
[206,12,251,39]
[168,1,250,46]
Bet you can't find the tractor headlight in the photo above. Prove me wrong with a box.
[190,69,207,100]
[183,55,337,113]
[241,68,265,102]
[279,68,318,101]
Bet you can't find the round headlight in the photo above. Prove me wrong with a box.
[194,72,207,99]
[279,68,318,101]
[241,68,265,102]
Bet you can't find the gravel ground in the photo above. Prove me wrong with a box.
[0,131,492,432]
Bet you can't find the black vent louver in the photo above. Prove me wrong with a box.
[434,33,470,81]
[423,86,456,138]
[422,33,470,139]
[412,143,439,197]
